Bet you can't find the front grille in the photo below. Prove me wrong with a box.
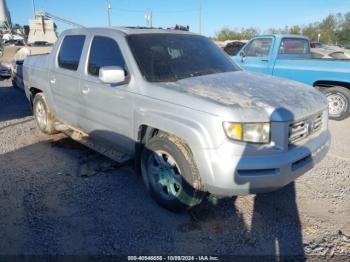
[289,113,323,144]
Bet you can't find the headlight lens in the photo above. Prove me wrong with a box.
[223,122,270,144]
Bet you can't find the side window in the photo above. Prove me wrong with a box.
[245,38,272,57]
[58,35,86,71]
[279,38,309,55]
[88,36,126,76]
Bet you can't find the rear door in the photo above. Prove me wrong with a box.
[49,35,86,127]
[235,37,274,74]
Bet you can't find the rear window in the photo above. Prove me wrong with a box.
[279,38,309,55]
[58,35,86,71]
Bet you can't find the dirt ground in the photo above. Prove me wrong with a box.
[0,79,349,258]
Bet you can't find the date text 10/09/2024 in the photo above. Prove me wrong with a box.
[127,256,219,261]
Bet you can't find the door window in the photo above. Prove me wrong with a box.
[58,35,86,71]
[88,36,126,77]
[244,38,272,57]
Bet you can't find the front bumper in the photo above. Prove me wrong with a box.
[199,129,330,197]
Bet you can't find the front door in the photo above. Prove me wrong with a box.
[235,37,274,75]
[78,35,134,154]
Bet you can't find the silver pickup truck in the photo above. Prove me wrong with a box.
[23,27,330,211]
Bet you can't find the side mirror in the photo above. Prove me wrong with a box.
[240,51,247,62]
[99,66,126,84]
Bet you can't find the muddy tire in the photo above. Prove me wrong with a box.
[141,132,205,212]
[322,86,350,121]
[12,78,18,89]
[33,93,58,135]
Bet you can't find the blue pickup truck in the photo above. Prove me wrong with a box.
[233,35,350,120]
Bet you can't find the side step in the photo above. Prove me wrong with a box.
[54,123,133,164]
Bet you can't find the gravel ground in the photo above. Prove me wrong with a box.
[0,79,349,258]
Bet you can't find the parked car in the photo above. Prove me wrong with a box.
[30,41,52,47]
[311,48,350,60]
[310,41,326,48]
[310,42,350,56]
[0,62,12,77]
[23,28,330,211]
[0,45,21,78]
[2,39,24,46]
[234,35,350,120]
[223,41,247,56]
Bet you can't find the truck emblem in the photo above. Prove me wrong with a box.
[308,120,314,135]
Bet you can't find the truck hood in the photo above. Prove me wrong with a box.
[163,71,328,122]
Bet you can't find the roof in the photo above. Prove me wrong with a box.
[256,34,310,40]
[62,26,196,36]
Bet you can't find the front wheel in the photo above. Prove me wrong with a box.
[141,133,205,212]
[322,86,350,121]
[33,93,58,134]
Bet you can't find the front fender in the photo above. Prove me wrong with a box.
[133,109,218,150]
[133,108,225,188]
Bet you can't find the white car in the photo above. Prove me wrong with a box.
[311,47,350,60]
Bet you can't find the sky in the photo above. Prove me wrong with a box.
[7,0,350,37]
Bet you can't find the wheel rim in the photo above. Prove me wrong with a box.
[326,92,348,117]
[35,100,47,130]
[147,150,183,201]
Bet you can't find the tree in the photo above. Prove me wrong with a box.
[318,14,338,43]
[215,12,350,44]
[241,27,260,39]
[302,23,319,41]
[215,27,240,41]
[289,25,301,35]
[336,12,350,44]
[214,27,259,41]
[266,28,282,34]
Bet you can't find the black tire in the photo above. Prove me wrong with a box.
[33,93,58,135]
[12,78,18,89]
[321,86,350,121]
[141,132,205,212]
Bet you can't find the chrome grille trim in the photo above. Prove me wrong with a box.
[289,113,323,144]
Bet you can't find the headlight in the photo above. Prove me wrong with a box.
[223,122,270,144]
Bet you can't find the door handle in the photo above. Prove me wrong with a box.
[50,78,56,85]
[82,87,90,94]
[261,59,269,62]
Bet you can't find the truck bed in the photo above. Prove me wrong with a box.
[23,54,50,96]
[273,58,350,86]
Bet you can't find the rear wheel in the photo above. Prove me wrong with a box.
[33,93,58,134]
[12,78,18,89]
[322,86,350,121]
[141,133,205,212]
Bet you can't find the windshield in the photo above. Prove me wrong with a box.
[127,33,240,82]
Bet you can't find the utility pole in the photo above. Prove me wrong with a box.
[106,0,111,26]
[145,10,152,28]
[199,0,202,34]
[32,0,36,19]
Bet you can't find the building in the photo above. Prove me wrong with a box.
[27,18,57,45]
